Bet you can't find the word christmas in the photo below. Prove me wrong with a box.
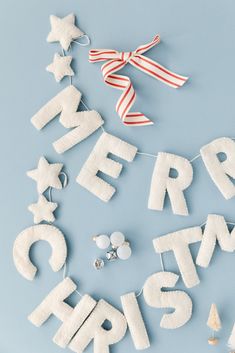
[13,213,235,352]
[31,93,235,215]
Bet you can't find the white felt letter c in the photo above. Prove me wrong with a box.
[13,224,67,280]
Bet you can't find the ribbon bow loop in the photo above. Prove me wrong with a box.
[89,35,188,126]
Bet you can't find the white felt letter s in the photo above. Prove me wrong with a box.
[148,152,193,216]
[143,271,193,329]
[76,132,137,202]
[13,224,67,280]
[200,137,235,199]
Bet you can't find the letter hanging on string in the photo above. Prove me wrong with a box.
[153,227,202,288]
[13,224,67,281]
[200,137,235,199]
[89,35,188,126]
[69,299,127,353]
[196,214,235,268]
[28,277,97,349]
[143,271,193,329]
[77,132,138,202]
[148,152,193,216]
[121,292,150,350]
[31,85,104,154]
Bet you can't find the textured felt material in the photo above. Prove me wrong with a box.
[53,294,97,348]
[200,137,235,200]
[46,53,74,82]
[148,152,193,216]
[27,156,63,194]
[47,14,84,51]
[69,299,127,353]
[143,271,192,329]
[28,277,75,326]
[121,292,150,350]
[13,225,67,280]
[196,214,235,268]
[76,132,137,202]
[31,85,104,154]
[153,227,202,288]
[28,194,58,224]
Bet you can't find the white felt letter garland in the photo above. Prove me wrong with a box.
[196,214,235,267]
[69,299,127,353]
[143,271,192,329]
[76,132,137,202]
[200,137,235,199]
[13,224,67,280]
[31,85,104,154]
[121,292,150,350]
[153,227,202,288]
[148,152,193,216]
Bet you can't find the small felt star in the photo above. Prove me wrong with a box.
[27,156,63,194]
[28,195,58,224]
[47,13,84,51]
[46,53,74,82]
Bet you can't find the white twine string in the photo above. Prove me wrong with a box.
[137,151,158,158]
[200,220,235,228]
[48,172,68,203]
[72,34,91,47]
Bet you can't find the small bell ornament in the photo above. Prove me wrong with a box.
[207,303,221,345]
[106,250,118,261]
[93,258,104,270]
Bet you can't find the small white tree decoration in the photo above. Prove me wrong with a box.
[207,303,221,345]
[228,324,235,353]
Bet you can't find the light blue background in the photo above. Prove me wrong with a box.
[1,0,235,352]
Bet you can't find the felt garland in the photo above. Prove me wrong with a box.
[13,213,235,353]
[31,95,235,214]
[14,11,235,353]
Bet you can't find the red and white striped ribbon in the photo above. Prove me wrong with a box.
[89,35,188,126]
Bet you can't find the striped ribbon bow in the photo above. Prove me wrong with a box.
[89,35,188,126]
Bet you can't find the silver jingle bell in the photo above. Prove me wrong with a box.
[93,258,104,270]
[106,249,118,261]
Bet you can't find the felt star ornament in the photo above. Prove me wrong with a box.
[27,156,63,194]
[47,13,84,51]
[28,195,58,224]
[46,53,74,82]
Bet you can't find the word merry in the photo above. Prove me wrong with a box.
[31,86,235,215]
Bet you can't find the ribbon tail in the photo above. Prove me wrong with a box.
[115,78,154,126]
[123,113,154,126]
[130,55,188,88]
